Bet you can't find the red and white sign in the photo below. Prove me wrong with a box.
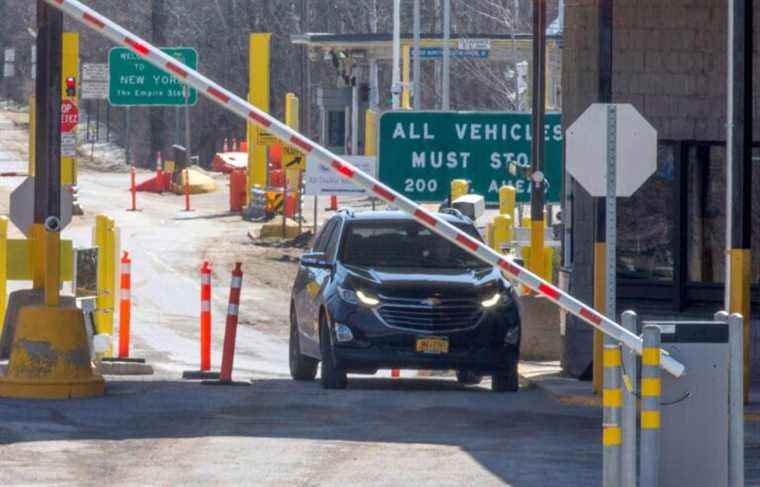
[61,100,79,133]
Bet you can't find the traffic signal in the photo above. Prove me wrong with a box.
[65,77,77,98]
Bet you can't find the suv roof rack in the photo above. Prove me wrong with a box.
[338,207,355,218]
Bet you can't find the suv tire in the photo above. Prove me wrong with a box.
[491,354,519,393]
[319,313,348,390]
[289,303,318,381]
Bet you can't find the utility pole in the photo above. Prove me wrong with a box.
[726,0,753,403]
[529,0,546,276]
[442,0,451,110]
[413,0,421,111]
[392,0,401,110]
[34,0,62,226]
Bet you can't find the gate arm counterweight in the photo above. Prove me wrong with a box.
[44,0,685,378]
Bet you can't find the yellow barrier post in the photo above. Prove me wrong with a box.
[284,93,302,179]
[593,242,607,394]
[93,215,117,356]
[450,179,469,202]
[365,110,378,156]
[0,218,7,335]
[61,32,79,187]
[499,185,516,216]
[247,33,271,200]
[402,45,411,109]
[728,248,751,402]
[492,214,514,255]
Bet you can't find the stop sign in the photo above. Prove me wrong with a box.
[61,100,79,133]
[566,103,657,197]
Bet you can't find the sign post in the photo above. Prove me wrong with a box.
[566,102,657,487]
[378,111,563,204]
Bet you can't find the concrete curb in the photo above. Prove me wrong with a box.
[95,361,154,376]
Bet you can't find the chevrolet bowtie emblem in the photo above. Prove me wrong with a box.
[422,297,442,306]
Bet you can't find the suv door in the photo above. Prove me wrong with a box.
[294,218,339,351]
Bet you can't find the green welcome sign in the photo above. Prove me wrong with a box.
[378,111,563,204]
[108,47,198,106]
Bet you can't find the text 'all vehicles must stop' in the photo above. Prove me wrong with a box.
[378,112,564,204]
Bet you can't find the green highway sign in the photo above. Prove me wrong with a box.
[378,111,563,204]
[108,47,198,106]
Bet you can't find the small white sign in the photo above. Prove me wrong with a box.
[305,155,376,196]
[458,39,491,51]
[81,82,109,100]
[62,133,77,157]
[4,48,15,62]
[82,63,109,82]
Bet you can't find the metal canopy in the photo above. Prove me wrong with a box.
[290,32,562,62]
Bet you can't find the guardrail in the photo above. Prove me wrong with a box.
[42,0,685,378]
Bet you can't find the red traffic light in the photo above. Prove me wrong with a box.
[65,77,77,97]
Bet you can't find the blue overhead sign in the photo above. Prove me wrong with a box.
[418,48,490,60]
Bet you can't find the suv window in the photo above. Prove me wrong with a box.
[313,219,337,253]
[324,220,343,261]
[338,219,489,269]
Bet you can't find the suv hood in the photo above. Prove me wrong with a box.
[342,264,505,298]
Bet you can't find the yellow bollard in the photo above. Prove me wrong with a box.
[499,185,516,216]
[492,214,513,254]
[365,110,378,156]
[543,246,555,283]
[529,218,545,279]
[93,215,117,356]
[247,34,271,199]
[451,179,469,202]
[402,45,411,109]
[522,216,532,228]
[0,218,6,335]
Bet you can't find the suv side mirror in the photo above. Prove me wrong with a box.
[300,252,332,269]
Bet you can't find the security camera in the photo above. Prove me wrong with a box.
[44,216,61,232]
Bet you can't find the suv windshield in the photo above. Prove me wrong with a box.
[339,219,490,269]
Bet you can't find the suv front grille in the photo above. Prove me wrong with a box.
[375,296,484,334]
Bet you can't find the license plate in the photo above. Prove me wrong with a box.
[415,337,449,355]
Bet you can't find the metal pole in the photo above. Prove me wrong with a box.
[605,105,617,323]
[603,103,620,487]
[184,86,191,160]
[413,0,421,111]
[621,310,638,487]
[392,0,401,110]
[125,106,131,167]
[175,105,180,144]
[726,0,753,403]
[351,85,359,156]
[34,0,62,225]
[95,99,100,141]
[530,0,547,264]
[722,311,745,487]
[640,325,661,487]
[442,0,451,110]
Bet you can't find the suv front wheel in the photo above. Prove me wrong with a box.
[290,303,318,381]
[319,313,348,390]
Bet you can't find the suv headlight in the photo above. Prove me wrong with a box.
[481,292,502,309]
[338,287,380,307]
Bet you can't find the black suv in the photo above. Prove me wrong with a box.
[289,210,521,392]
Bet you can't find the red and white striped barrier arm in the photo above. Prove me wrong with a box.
[46,0,684,378]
